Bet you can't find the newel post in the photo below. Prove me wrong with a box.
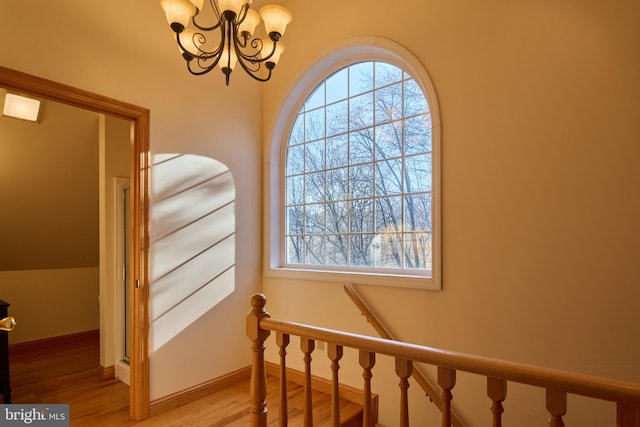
[247,294,272,427]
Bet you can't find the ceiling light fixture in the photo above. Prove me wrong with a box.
[159,0,292,86]
[2,92,41,122]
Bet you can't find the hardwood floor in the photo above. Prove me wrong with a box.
[9,331,132,426]
[7,333,363,426]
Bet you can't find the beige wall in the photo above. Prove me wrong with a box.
[262,0,640,425]
[0,268,99,344]
[0,100,99,271]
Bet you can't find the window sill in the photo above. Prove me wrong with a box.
[264,266,441,290]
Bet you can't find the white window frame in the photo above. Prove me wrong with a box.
[265,37,442,290]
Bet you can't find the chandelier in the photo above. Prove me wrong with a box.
[159,0,292,85]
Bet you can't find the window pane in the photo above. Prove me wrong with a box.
[327,135,348,169]
[349,164,373,199]
[404,79,429,116]
[375,158,402,196]
[404,114,432,155]
[375,196,402,233]
[305,235,325,264]
[404,193,431,231]
[285,205,304,234]
[349,62,374,96]
[305,139,325,172]
[327,234,347,265]
[404,153,432,193]
[305,172,325,203]
[349,198,373,233]
[305,83,325,111]
[327,100,348,137]
[350,233,374,267]
[350,130,374,165]
[305,203,324,234]
[375,62,403,87]
[290,114,305,145]
[326,167,348,201]
[286,175,304,205]
[375,122,403,160]
[286,235,303,264]
[375,83,403,124]
[305,108,325,141]
[404,232,432,270]
[349,92,374,131]
[326,201,347,233]
[286,144,304,176]
[326,68,348,104]
[372,233,402,268]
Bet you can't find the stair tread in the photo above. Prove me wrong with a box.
[263,376,364,426]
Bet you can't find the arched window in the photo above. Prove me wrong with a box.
[268,38,441,289]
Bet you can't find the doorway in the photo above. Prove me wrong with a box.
[0,66,150,420]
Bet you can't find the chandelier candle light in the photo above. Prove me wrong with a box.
[159,0,292,85]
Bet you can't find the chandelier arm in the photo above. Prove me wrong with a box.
[210,0,222,20]
[236,2,251,26]
[232,35,260,65]
[175,31,207,59]
[199,28,225,60]
[192,0,223,31]
[192,17,223,32]
[183,20,228,76]
[237,58,273,82]
[186,61,218,76]
[192,20,223,32]
[257,38,277,63]
[233,37,278,65]
[233,36,274,81]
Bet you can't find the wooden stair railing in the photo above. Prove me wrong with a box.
[247,294,640,427]
[344,283,465,427]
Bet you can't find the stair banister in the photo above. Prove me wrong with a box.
[248,294,640,426]
[344,283,466,427]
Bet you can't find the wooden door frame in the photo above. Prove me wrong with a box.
[0,66,150,420]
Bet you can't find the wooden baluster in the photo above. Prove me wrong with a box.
[438,367,456,427]
[617,402,640,427]
[359,350,376,427]
[396,358,413,427]
[487,377,507,427]
[276,332,290,427]
[247,294,271,427]
[328,343,343,427]
[300,337,315,427]
[546,389,567,427]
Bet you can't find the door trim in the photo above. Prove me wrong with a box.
[0,66,151,420]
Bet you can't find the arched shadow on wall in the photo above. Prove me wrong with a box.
[149,153,235,352]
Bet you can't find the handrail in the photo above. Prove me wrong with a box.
[260,317,640,404]
[247,294,640,426]
[344,283,465,427]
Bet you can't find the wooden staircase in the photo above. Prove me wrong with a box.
[265,362,378,426]
[265,380,363,427]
